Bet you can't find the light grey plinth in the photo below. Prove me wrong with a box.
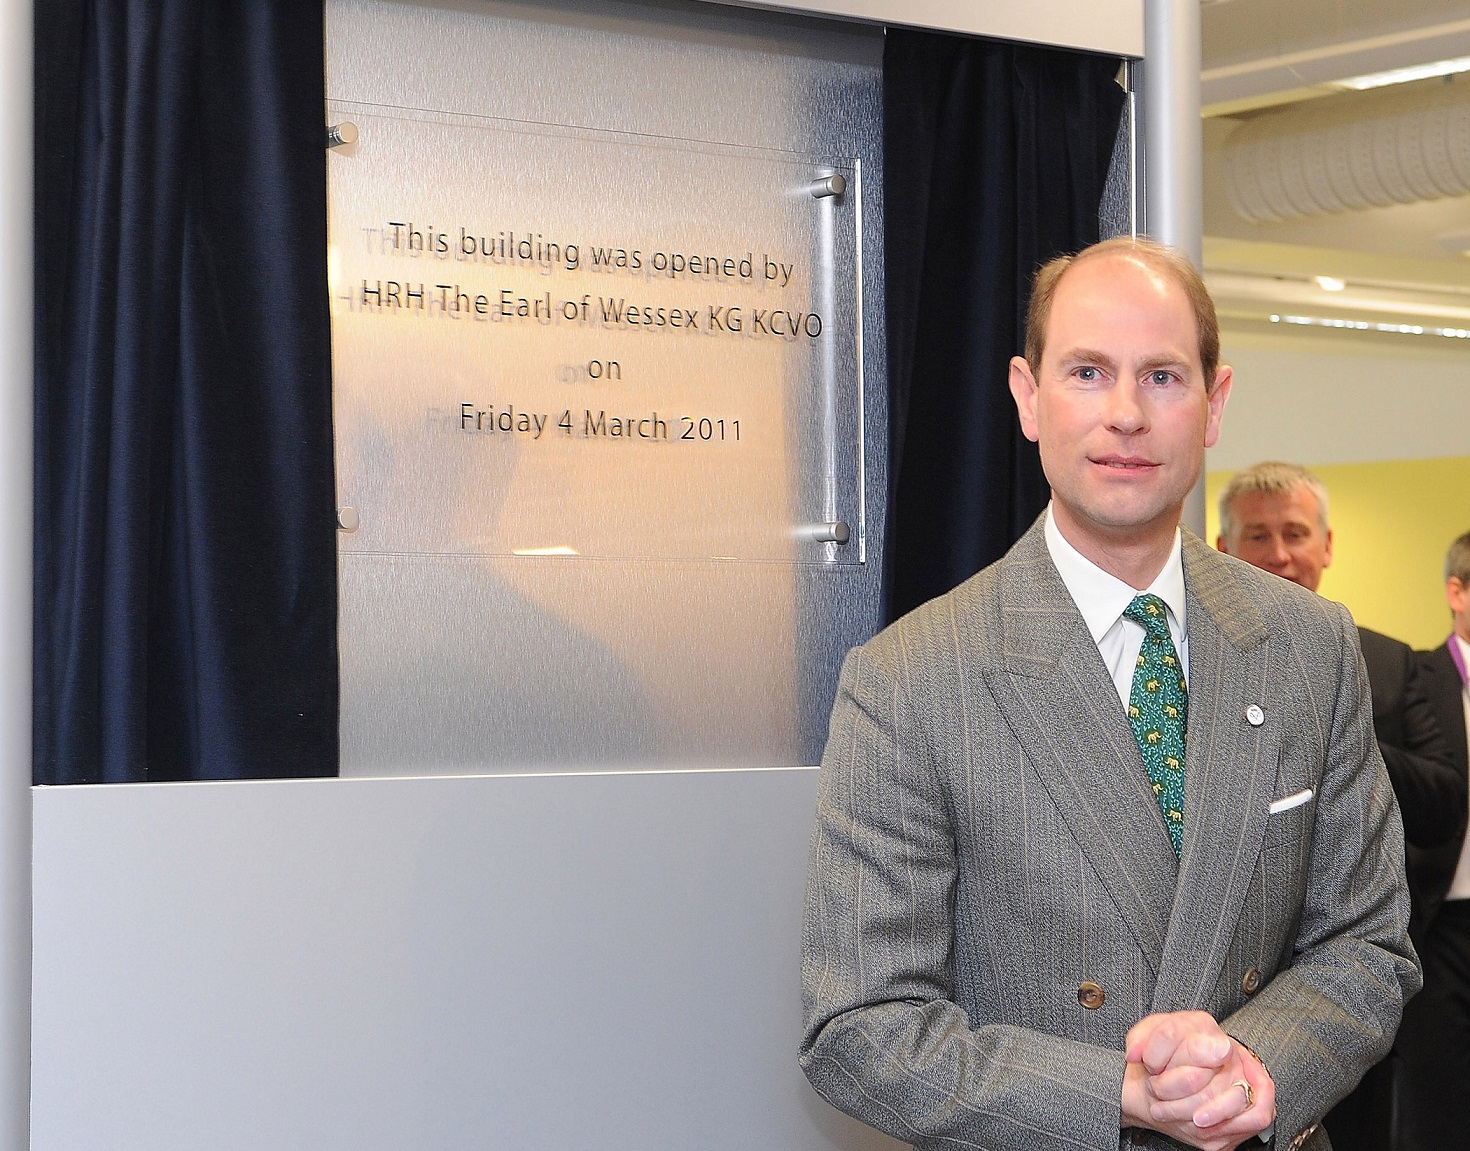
[32,770,904,1151]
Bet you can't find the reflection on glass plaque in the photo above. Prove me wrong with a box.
[329,104,863,567]
[329,100,873,772]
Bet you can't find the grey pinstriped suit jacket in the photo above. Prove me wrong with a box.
[800,517,1420,1151]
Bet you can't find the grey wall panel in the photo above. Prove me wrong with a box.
[329,0,887,773]
[32,770,903,1151]
[699,0,1144,56]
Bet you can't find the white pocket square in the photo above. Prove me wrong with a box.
[1268,788,1314,815]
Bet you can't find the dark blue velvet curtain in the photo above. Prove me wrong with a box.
[34,1,338,783]
[883,33,1126,622]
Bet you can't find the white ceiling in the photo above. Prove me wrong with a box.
[1199,0,1470,334]
[1202,0,1470,110]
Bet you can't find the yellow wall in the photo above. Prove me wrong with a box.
[1205,455,1470,651]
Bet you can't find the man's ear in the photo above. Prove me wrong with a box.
[1203,364,1232,449]
[1009,356,1040,443]
[1449,576,1468,615]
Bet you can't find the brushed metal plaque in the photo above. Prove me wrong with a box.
[329,105,864,566]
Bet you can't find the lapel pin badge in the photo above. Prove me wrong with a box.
[1246,704,1265,726]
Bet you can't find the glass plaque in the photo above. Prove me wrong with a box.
[329,99,874,772]
[329,104,864,566]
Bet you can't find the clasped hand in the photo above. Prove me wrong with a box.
[1120,1011,1276,1151]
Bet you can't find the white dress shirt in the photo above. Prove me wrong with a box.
[1043,505,1189,709]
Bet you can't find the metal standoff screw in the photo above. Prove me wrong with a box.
[337,507,360,532]
[326,122,359,150]
[808,173,846,199]
[799,521,851,544]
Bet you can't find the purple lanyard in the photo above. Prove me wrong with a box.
[1450,634,1470,691]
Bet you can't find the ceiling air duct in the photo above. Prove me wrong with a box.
[1223,81,1470,221]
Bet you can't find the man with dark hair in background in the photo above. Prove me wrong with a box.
[1394,531,1470,1151]
[1216,462,1463,1151]
[801,238,1419,1151]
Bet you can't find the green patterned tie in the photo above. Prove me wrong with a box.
[1123,594,1188,856]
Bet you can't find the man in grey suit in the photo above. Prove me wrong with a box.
[800,238,1419,1151]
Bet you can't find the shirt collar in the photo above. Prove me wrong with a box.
[1043,504,1187,643]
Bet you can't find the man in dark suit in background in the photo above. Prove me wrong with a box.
[1216,463,1463,854]
[801,238,1419,1151]
[1395,531,1470,1151]
[1216,463,1462,1151]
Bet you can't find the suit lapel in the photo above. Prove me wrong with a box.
[982,525,1280,995]
[981,522,1178,973]
[1152,537,1275,1012]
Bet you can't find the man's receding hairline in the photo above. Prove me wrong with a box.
[1029,240,1221,387]
[1058,251,1199,329]
[1070,245,1167,281]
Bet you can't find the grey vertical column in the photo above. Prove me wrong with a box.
[0,0,30,1147]
[1142,0,1206,534]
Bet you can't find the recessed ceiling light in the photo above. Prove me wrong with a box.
[1314,276,1346,292]
[1333,56,1470,91]
[1267,313,1470,338]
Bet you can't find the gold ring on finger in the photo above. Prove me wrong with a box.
[1233,1079,1254,1109]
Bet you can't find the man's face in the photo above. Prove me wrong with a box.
[1449,575,1470,643]
[1009,254,1231,553]
[1217,487,1333,592]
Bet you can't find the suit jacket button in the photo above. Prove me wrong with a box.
[1077,981,1105,1009]
[1242,967,1263,995]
